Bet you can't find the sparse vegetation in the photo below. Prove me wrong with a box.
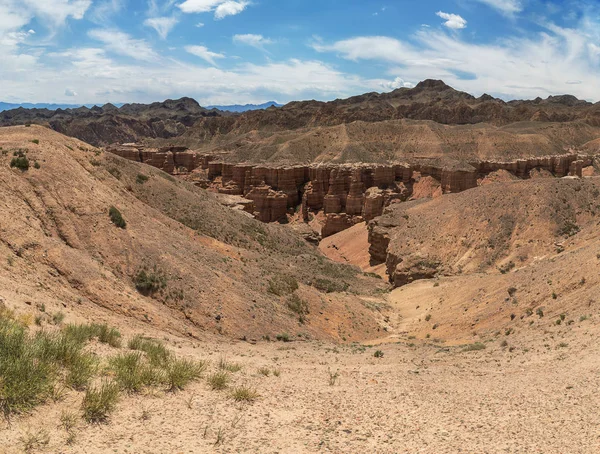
[10,155,30,171]
[258,367,271,376]
[110,352,159,393]
[219,358,242,373]
[128,335,170,365]
[374,350,384,358]
[230,385,259,402]
[164,358,206,391]
[109,206,126,229]
[133,266,167,295]
[328,369,340,386]
[275,333,290,342]
[462,342,486,352]
[268,274,299,296]
[286,293,309,316]
[82,381,120,423]
[136,173,150,184]
[207,371,230,390]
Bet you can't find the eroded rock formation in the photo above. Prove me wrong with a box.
[106,143,597,239]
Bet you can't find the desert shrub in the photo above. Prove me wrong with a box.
[267,274,298,296]
[128,335,170,366]
[96,324,121,348]
[136,174,149,184]
[286,294,309,315]
[107,167,121,179]
[207,371,230,390]
[230,386,259,402]
[312,278,349,293]
[108,206,126,229]
[133,266,167,295]
[374,350,384,358]
[275,333,290,342]
[10,156,29,171]
[82,381,120,423]
[0,318,55,418]
[109,353,159,392]
[65,352,97,390]
[258,367,271,376]
[462,342,487,352]
[52,311,66,325]
[559,221,580,237]
[218,358,242,373]
[63,323,120,348]
[163,358,206,391]
[33,161,40,169]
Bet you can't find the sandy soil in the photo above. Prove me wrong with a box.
[2,323,600,454]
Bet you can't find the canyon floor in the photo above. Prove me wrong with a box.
[2,310,599,454]
[2,125,600,453]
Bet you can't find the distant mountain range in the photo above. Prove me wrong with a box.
[206,101,283,113]
[0,101,281,114]
[0,102,127,112]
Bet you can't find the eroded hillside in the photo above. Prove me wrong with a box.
[0,125,388,343]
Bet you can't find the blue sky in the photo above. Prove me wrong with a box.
[1,0,600,105]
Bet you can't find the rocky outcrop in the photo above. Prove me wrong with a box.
[245,184,288,222]
[322,214,362,238]
[106,144,598,236]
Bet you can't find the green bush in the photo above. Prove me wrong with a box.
[128,335,170,366]
[10,156,30,171]
[108,206,126,229]
[65,353,97,390]
[136,174,149,184]
[133,267,167,295]
[163,358,206,391]
[109,353,159,393]
[0,318,55,418]
[82,381,120,423]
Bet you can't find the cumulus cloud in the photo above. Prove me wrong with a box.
[436,11,467,30]
[144,16,178,39]
[233,34,274,49]
[185,45,225,66]
[473,0,523,15]
[64,88,77,96]
[382,77,414,90]
[88,29,159,62]
[178,0,249,19]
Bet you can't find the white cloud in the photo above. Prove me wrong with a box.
[144,16,178,39]
[64,88,77,96]
[312,16,600,101]
[436,11,467,30]
[185,45,225,66]
[382,77,414,90]
[196,22,205,27]
[233,34,274,49]
[90,0,124,23]
[178,0,249,19]
[214,1,248,19]
[473,0,523,15]
[89,29,159,62]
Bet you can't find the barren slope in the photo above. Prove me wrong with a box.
[0,125,387,343]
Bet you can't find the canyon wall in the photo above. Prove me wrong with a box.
[106,143,596,238]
